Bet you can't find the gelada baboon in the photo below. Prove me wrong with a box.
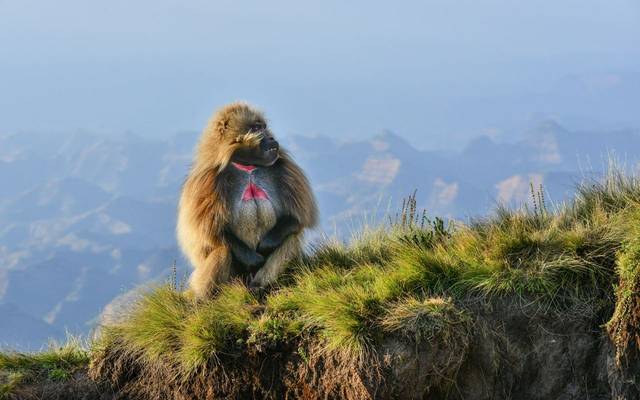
[177,102,318,298]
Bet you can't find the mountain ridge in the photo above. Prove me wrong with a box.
[1,121,640,349]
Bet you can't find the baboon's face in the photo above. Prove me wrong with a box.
[231,121,280,167]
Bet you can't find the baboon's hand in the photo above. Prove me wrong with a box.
[258,216,300,256]
[224,229,265,270]
[236,249,264,269]
[257,235,280,257]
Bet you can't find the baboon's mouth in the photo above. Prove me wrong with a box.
[266,144,280,158]
[265,149,279,166]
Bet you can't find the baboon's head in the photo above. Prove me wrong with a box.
[211,103,280,167]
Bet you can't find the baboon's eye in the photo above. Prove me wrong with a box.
[251,122,266,132]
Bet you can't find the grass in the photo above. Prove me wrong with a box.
[6,169,640,393]
[0,372,24,400]
[89,170,640,377]
[93,283,261,373]
[380,296,470,343]
[0,339,89,399]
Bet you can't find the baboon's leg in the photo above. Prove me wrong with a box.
[188,245,231,299]
[250,235,301,288]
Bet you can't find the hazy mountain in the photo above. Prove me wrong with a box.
[0,302,62,349]
[1,121,639,349]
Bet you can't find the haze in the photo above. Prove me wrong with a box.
[1,0,639,148]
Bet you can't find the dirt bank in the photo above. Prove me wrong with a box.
[87,295,638,400]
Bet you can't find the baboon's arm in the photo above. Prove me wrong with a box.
[224,229,265,271]
[258,216,301,257]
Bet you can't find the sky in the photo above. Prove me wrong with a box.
[0,0,639,148]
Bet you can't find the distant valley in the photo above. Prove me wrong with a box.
[1,120,639,349]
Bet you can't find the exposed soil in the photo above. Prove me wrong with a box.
[81,295,640,400]
[7,292,637,399]
[2,368,114,400]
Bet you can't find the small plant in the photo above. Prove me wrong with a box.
[390,190,425,229]
[47,368,71,381]
[170,259,177,290]
[529,182,548,219]
[296,346,310,365]
[390,191,452,248]
[167,259,188,291]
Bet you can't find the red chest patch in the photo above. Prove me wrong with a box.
[242,182,269,201]
[232,162,269,201]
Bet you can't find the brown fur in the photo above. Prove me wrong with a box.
[177,102,317,298]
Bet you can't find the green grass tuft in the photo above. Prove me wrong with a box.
[179,282,258,372]
[116,285,192,362]
[0,340,88,375]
